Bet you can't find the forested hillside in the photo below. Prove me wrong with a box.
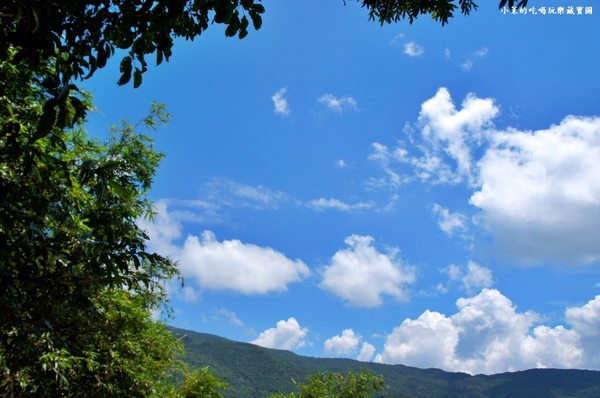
[171,327,600,398]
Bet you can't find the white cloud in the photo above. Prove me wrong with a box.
[138,200,182,254]
[251,318,309,350]
[324,329,377,362]
[203,178,288,210]
[367,142,414,189]
[470,115,600,265]
[371,88,600,266]
[390,32,405,45]
[432,203,467,235]
[142,201,310,294]
[376,289,600,374]
[460,47,489,72]
[178,231,310,294]
[369,88,498,187]
[417,87,498,184]
[320,235,416,307]
[444,48,452,60]
[318,94,357,114]
[307,198,375,212]
[324,329,361,356]
[404,41,424,57]
[214,308,244,328]
[358,342,376,362]
[336,159,347,168]
[272,87,291,116]
[375,290,600,374]
[444,261,494,295]
[461,261,494,295]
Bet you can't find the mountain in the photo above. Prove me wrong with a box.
[170,327,600,398]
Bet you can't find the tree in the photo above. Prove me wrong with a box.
[269,370,387,398]
[0,48,185,395]
[357,0,479,26]
[177,367,229,398]
[358,0,528,26]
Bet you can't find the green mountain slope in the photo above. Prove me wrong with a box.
[170,327,600,398]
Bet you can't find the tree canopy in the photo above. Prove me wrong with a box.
[269,370,386,398]
[0,48,184,394]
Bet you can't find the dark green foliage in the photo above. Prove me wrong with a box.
[0,48,185,395]
[1,0,265,147]
[269,370,386,398]
[356,0,479,26]
[1,0,265,89]
[172,328,600,398]
[178,367,229,398]
[498,0,528,10]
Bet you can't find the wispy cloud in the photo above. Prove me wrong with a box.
[390,33,405,45]
[444,47,452,60]
[432,203,467,236]
[444,261,494,295]
[201,178,289,210]
[272,87,291,116]
[460,47,489,71]
[307,198,375,212]
[335,159,347,168]
[317,94,358,114]
[404,41,425,57]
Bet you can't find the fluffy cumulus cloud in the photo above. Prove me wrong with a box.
[178,231,310,294]
[324,329,361,356]
[358,342,376,362]
[272,87,291,116]
[324,329,376,362]
[317,94,357,113]
[470,115,600,264]
[141,202,309,295]
[375,290,600,374]
[251,318,309,350]
[371,87,600,265]
[320,235,416,307]
[417,87,498,183]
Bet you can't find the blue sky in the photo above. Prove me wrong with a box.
[85,1,600,375]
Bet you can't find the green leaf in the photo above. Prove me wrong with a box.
[117,56,133,86]
[214,0,235,23]
[239,16,249,39]
[133,68,143,88]
[249,10,263,30]
[224,12,240,37]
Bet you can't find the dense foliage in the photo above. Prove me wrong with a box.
[268,370,386,398]
[0,0,264,395]
[0,47,185,394]
[178,367,229,398]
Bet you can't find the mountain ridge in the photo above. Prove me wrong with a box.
[170,326,600,397]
